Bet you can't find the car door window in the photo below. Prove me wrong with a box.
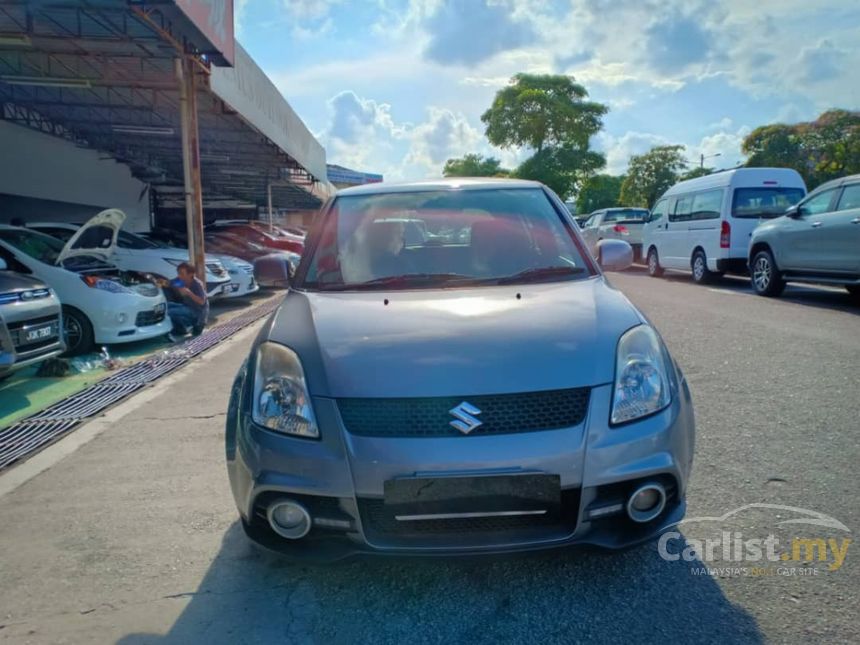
[649,199,668,223]
[671,196,692,222]
[836,184,860,211]
[800,189,838,216]
[583,215,598,229]
[36,227,74,243]
[690,189,723,220]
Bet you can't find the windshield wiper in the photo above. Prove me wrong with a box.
[319,273,479,291]
[494,265,587,285]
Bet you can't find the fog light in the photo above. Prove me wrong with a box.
[267,500,311,539]
[626,483,666,523]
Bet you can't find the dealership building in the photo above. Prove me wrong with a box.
[0,0,332,244]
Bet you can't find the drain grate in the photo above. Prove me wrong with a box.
[0,297,281,472]
[31,383,146,420]
[0,419,80,470]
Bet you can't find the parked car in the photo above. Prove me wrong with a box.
[748,174,860,298]
[142,229,297,288]
[28,213,235,299]
[644,168,807,283]
[205,233,298,287]
[225,178,695,559]
[206,221,304,254]
[0,259,65,378]
[579,208,649,262]
[0,222,171,355]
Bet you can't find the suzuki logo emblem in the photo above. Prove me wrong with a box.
[449,401,483,434]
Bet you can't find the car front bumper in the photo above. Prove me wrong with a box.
[91,297,172,345]
[226,369,695,561]
[220,273,259,299]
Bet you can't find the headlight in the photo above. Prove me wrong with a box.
[252,342,319,439]
[611,325,672,425]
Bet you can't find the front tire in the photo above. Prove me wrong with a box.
[647,248,664,277]
[61,306,95,356]
[751,250,785,297]
[691,250,718,284]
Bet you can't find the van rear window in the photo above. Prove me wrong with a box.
[732,187,805,219]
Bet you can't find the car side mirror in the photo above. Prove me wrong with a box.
[596,239,633,272]
[254,255,291,288]
[786,205,802,218]
[0,257,7,271]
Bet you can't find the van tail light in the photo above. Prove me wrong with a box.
[613,224,629,235]
[720,220,731,248]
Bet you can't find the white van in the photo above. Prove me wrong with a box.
[643,168,807,283]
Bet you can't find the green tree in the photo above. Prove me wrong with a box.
[481,74,608,199]
[742,123,805,179]
[619,145,687,208]
[513,147,605,199]
[575,174,624,213]
[680,166,714,181]
[442,153,509,177]
[742,110,860,189]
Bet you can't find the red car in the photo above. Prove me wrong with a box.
[206,222,304,254]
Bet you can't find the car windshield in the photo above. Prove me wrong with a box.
[299,188,592,291]
[603,209,648,223]
[118,230,160,250]
[732,187,805,218]
[0,228,65,264]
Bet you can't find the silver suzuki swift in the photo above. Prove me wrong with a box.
[226,178,695,559]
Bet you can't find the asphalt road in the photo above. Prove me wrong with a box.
[0,270,857,644]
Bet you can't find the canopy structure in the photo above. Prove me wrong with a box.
[0,0,329,214]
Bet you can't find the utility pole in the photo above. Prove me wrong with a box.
[700,152,721,169]
[176,56,206,283]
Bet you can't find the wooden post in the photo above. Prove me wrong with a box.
[176,56,206,283]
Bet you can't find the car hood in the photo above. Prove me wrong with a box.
[0,271,48,292]
[56,209,124,264]
[266,277,644,398]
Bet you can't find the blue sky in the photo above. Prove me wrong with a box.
[236,0,860,181]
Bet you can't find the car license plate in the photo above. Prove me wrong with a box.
[25,324,54,342]
[231,283,240,292]
[220,283,232,294]
[384,474,560,517]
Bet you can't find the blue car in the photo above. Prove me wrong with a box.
[226,178,695,559]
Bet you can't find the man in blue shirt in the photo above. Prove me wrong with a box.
[159,262,208,342]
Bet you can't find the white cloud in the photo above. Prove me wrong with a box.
[405,107,482,171]
[319,90,488,180]
[688,126,751,170]
[281,0,343,39]
[594,131,671,175]
[422,0,536,66]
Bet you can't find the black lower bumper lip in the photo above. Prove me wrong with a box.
[241,499,686,563]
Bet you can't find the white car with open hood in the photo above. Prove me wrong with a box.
[28,211,237,299]
[0,212,171,355]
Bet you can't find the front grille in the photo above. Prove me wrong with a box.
[7,315,61,351]
[135,306,166,327]
[206,262,228,278]
[0,288,50,305]
[338,388,590,438]
[358,489,581,542]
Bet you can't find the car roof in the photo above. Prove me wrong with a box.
[810,173,860,193]
[335,177,543,197]
[662,167,806,196]
[23,222,80,229]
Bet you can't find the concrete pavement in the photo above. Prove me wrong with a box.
[0,272,857,644]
